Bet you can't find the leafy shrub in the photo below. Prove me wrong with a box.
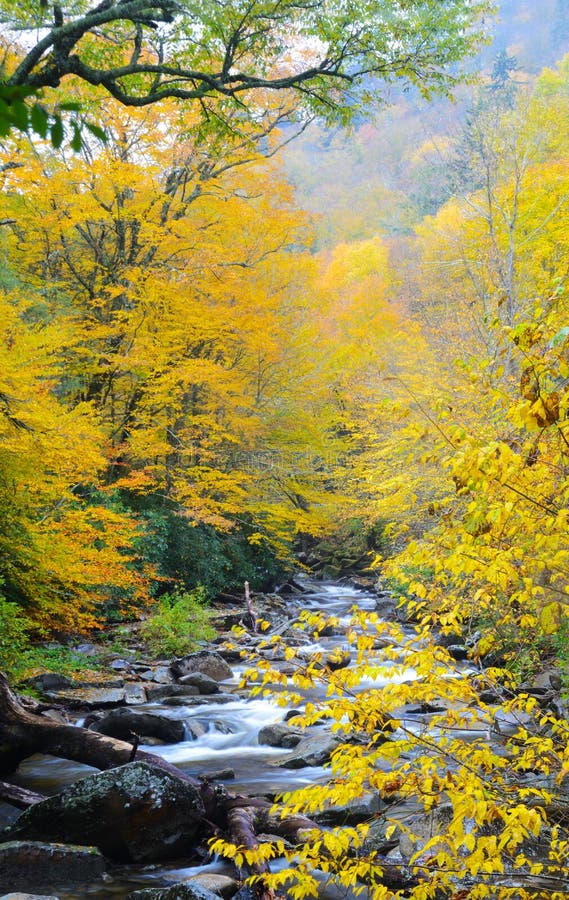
[0,590,32,675]
[13,645,104,684]
[140,587,216,657]
[125,498,289,601]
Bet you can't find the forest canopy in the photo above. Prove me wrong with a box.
[0,0,494,143]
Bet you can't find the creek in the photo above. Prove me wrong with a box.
[4,578,564,898]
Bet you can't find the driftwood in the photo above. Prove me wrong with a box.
[0,780,45,809]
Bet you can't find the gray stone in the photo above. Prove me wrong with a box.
[313,792,383,826]
[43,687,127,708]
[257,723,303,749]
[74,643,100,656]
[178,673,220,694]
[0,842,105,892]
[531,669,562,692]
[398,804,454,860]
[127,885,221,900]
[278,733,340,768]
[375,596,397,618]
[171,651,233,683]
[4,762,204,863]
[152,666,175,683]
[21,673,75,693]
[109,658,132,670]
[124,683,148,705]
[0,894,60,900]
[145,684,200,701]
[185,875,238,898]
[161,694,236,707]
[91,708,185,743]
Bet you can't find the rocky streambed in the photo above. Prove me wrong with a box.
[0,578,567,900]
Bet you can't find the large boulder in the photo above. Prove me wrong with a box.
[91,709,185,744]
[277,733,340,769]
[257,723,303,749]
[4,763,204,863]
[42,686,127,708]
[0,841,105,893]
[177,673,220,694]
[171,651,232,683]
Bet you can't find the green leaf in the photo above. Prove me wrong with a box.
[30,103,49,138]
[9,99,29,131]
[50,116,64,148]
[84,121,108,143]
[70,121,82,152]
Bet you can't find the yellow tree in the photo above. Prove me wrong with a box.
[0,289,149,632]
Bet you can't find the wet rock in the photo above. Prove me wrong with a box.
[375,594,397,618]
[398,803,454,860]
[127,885,221,900]
[278,733,340,768]
[21,673,76,693]
[186,721,207,740]
[324,648,351,671]
[91,709,185,743]
[185,874,238,898]
[0,894,60,900]
[283,709,304,723]
[231,886,257,900]
[313,792,383,826]
[404,702,448,715]
[74,643,100,656]
[362,819,402,855]
[0,841,105,892]
[493,709,534,736]
[258,723,303,749]
[477,689,501,704]
[109,658,132,671]
[216,647,245,662]
[177,673,221,694]
[42,687,127,708]
[145,684,200,701]
[201,768,235,781]
[171,651,233,683]
[4,762,204,863]
[528,669,562,692]
[446,644,469,661]
[0,802,21,829]
[161,694,240,707]
[124,683,148,705]
[295,646,351,671]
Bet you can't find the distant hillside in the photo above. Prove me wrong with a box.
[284,0,569,245]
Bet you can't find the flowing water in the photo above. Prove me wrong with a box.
[8,580,389,896]
[4,579,560,897]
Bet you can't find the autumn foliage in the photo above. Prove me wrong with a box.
[1,20,569,899]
